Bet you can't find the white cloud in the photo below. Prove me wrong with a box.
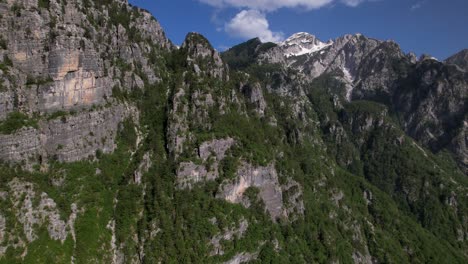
[225,10,284,42]
[411,3,421,10]
[204,0,374,43]
[199,0,335,12]
[199,0,375,11]
[341,0,365,7]
[411,1,425,10]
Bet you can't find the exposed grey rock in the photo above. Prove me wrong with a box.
[167,87,190,158]
[280,32,333,58]
[210,218,249,256]
[445,49,468,72]
[352,247,374,264]
[449,120,467,171]
[199,137,235,162]
[182,32,227,80]
[392,59,467,172]
[177,138,235,188]
[363,190,373,206]
[353,41,407,100]
[166,75,242,160]
[408,52,418,64]
[240,82,267,117]
[350,222,375,264]
[130,8,173,51]
[0,214,5,255]
[282,178,305,219]
[0,0,465,260]
[223,251,258,264]
[0,104,137,170]
[331,190,345,205]
[107,219,125,264]
[133,152,152,184]
[0,0,170,169]
[4,178,79,257]
[0,127,43,169]
[218,162,285,220]
[260,33,383,86]
[177,162,210,188]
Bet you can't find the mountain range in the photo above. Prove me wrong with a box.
[0,0,466,263]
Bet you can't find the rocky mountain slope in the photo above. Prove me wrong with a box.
[224,32,467,173]
[446,49,468,71]
[0,0,466,263]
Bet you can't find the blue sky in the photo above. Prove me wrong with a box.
[129,0,468,59]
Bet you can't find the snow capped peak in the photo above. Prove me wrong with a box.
[281,32,333,57]
[283,32,315,43]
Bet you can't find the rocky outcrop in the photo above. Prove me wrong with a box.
[240,82,267,117]
[217,162,305,221]
[2,1,107,114]
[281,32,333,58]
[177,137,235,188]
[445,49,468,72]
[199,137,235,161]
[107,219,124,264]
[0,178,79,258]
[353,41,408,101]
[0,104,137,169]
[133,152,152,185]
[167,79,239,159]
[223,252,258,264]
[167,87,190,158]
[218,162,285,220]
[282,178,305,219]
[182,32,227,80]
[0,214,6,256]
[0,0,171,169]
[210,218,248,256]
[449,120,467,171]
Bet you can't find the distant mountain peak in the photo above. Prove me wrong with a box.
[445,49,468,71]
[281,32,333,57]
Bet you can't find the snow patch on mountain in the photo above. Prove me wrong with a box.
[342,67,355,101]
[281,32,333,57]
[284,42,333,57]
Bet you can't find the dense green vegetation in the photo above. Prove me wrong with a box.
[25,75,54,86]
[37,0,50,9]
[0,112,38,134]
[222,38,277,70]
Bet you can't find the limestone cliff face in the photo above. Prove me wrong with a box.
[0,0,171,167]
[218,162,284,219]
[1,0,106,113]
[217,162,304,221]
[177,137,235,188]
[240,82,267,117]
[0,102,138,170]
